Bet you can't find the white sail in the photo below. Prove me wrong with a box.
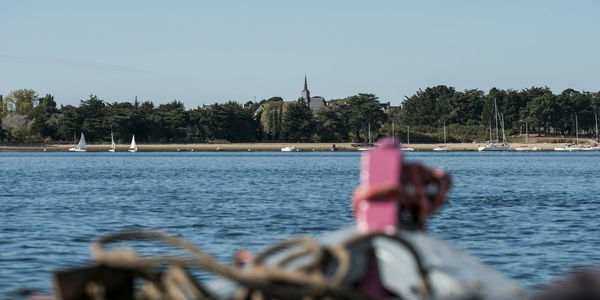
[78,133,87,149]
[69,132,87,152]
[109,131,116,152]
[128,134,137,152]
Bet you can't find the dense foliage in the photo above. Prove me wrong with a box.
[1,86,599,144]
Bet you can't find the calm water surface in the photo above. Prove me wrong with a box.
[1,151,599,297]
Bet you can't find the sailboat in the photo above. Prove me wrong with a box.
[69,132,87,152]
[128,134,138,152]
[401,125,414,151]
[514,121,541,151]
[478,99,511,151]
[581,112,600,151]
[108,131,116,152]
[358,123,374,151]
[433,122,451,151]
[554,115,580,152]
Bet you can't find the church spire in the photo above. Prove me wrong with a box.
[304,74,308,90]
[301,74,310,103]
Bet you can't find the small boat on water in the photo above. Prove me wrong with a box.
[581,143,600,151]
[514,145,542,152]
[128,134,138,152]
[478,142,512,152]
[402,125,414,151]
[479,98,511,152]
[554,144,580,152]
[108,131,116,152]
[401,145,414,151]
[281,146,297,152]
[68,132,87,152]
[177,148,194,152]
[433,123,451,152]
[357,123,375,151]
[555,115,581,152]
[514,121,541,151]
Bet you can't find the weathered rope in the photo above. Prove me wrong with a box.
[91,230,429,299]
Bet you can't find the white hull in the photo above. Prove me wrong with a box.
[478,144,511,152]
[514,146,541,152]
[108,149,115,152]
[580,144,600,151]
[69,148,87,152]
[433,146,451,152]
[281,146,297,152]
[554,145,580,152]
[401,146,414,152]
[128,149,137,152]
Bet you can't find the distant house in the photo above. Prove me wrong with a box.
[308,96,326,113]
[253,104,264,119]
[186,124,200,140]
[300,75,327,114]
[380,101,391,112]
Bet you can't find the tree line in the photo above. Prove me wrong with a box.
[1,86,599,144]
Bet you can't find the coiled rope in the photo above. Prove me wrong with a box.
[91,230,430,299]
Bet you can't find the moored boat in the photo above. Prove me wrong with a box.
[108,131,116,152]
[580,143,600,151]
[128,134,138,152]
[478,142,511,152]
[433,122,451,151]
[68,132,87,152]
[514,145,541,152]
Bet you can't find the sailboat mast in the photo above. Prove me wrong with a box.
[525,121,529,145]
[595,111,599,143]
[494,98,499,142]
[575,114,579,145]
[443,122,447,145]
[368,123,371,145]
[500,114,506,144]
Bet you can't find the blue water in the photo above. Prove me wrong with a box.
[1,151,599,297]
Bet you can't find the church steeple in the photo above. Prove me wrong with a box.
[301,74,310,103]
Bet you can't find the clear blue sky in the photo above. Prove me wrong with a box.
[1,0,599,108]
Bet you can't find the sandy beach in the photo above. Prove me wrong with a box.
[1,141,596,152]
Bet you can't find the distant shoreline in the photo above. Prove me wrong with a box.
[0,142,596,152]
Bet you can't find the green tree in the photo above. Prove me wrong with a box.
[282,101,315,142]
[57,105,81,142]
[4,89,38,116]
[205,101,256,142]
[30,94,59,140]
[79,94,107,142]
[346,93,386,143]
[401,86,456,127]
[152,100,187,142]
[314,100,350,142]
[259,99,284,140]
[1,113,33,142]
